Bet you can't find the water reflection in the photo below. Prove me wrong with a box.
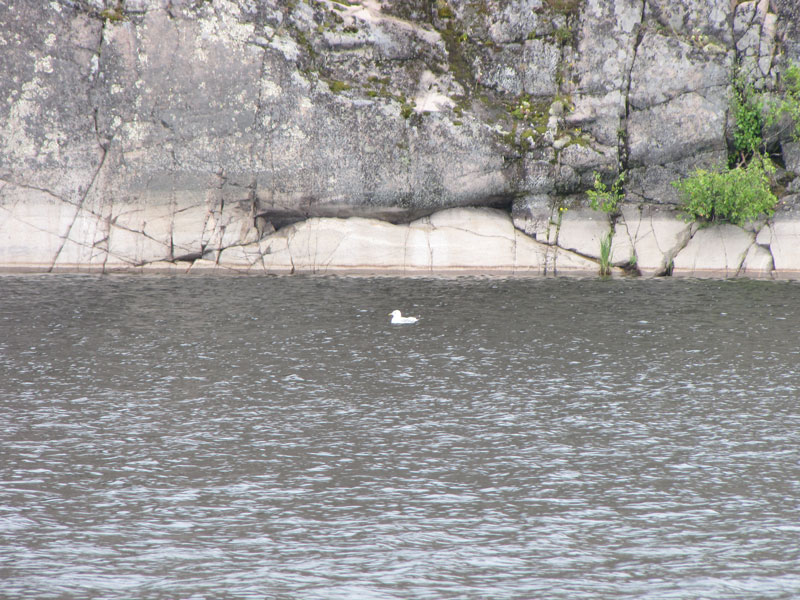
[1,275,799,598]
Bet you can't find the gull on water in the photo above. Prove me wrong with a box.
[389,310,419,324]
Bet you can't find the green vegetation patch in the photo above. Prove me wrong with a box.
[327,80,351,93]
[554,26,573,45]
[400,98,416,119]
[99,8,126,22]
[669,60,800,228]
[730,61,800,166]
[730,71,764,166]
[766,61,800,142]
[588,170,625,215]
[437,0,455,19]
[672,156,777,226]
[508,95,549,128]
[542,0,582,16]
[599,231,613,277]
[439,27,475,91]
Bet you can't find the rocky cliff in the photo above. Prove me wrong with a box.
[2,0,800,276]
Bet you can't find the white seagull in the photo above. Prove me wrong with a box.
[389,310,419,324]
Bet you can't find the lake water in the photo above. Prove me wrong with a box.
[1,274,800,599]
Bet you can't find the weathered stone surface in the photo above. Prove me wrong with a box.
[741,243,775,276]
[567,0,643,160]
[556,208,611,259]
[644,0,732,44]
[487,0,545,44]
[2,1,518,235]
[774,0,800,62]
[0,2,103,213]
[473,39,560,97]
[628,92,727,167]
[559,143,617,174]
[0,188,79,271]
[289,217,408,270]
[672,225,754,276]
[574,0,643,94]
[426,208,517,269]
[141,260,186,274]
[783,141,800,175]
[564,91,627,149]
[522,159,557,194]
[614,205,692,274]
[511,195,559,243]
[625,150,727,205]
[629,31,730,110]
[215,207,596,274]
[0,181,261,271]
[734,0,779,85]
[756,214,800,273]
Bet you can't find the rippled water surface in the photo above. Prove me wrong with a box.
[2,274,800,599]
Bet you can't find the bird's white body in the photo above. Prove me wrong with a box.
[389,310,418,324]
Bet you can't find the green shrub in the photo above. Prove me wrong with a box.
[731,75,764,164]
[587,170,624,215]
[672,155,777,226]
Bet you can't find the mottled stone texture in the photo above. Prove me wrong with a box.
[1,0,800,277]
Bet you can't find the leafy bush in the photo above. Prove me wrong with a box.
[731,75,764,164]
[672,155,777,226]
[671,61,796,228]
[587,171,625,215]
[766,61,800,142]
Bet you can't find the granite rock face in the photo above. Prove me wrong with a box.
[1,0,800,277]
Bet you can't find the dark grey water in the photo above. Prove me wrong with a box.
[1,274,800,599]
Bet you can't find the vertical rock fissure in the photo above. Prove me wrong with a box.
[248,30,270,240]
[668,225,695,275]
[49,12,111,273]
[93,14,115,274]
[511,228,518,274]
[426,217,434,272]
[48,147,108,272]
[619,1,646,176]
[214,193,226,265]
[735,239,755,276]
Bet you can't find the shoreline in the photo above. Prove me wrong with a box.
[3,205,800,281]
[2,268,797,280]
